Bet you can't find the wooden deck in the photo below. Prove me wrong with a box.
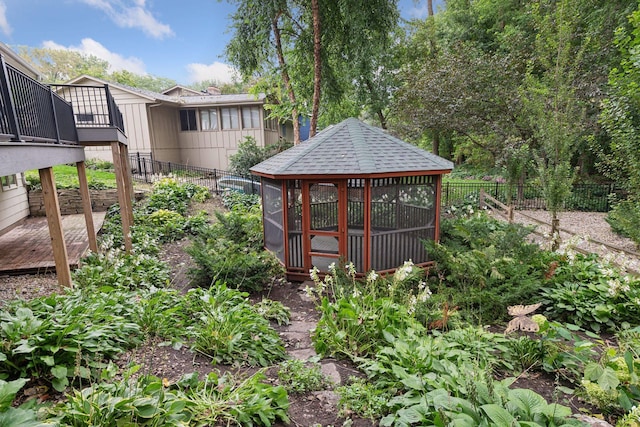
[0,213,106,274]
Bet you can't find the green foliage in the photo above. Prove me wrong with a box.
[188,207,282,292]
[0,379,46,427]
[277,359,329,393]
[0,289,143,391]
[606,198,640,247]
[25,165,116,190]
[221,190,261,210]
[228,136,289,176]
[146,178,210,215]
[427,212,552,323]
[541,254,640,332]
[254,298,290,326]
[188,285,286,367]
[309,263,424,360]
[336,377,393,420]
[57,366,289,426]
[73,250,170,290]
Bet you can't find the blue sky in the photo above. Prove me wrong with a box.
[0,0,442,85]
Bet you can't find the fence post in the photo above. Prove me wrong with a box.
[0,55,22,141]
[479,189,486,208]
[494,182,499,200]
[213,169,218,193]
[508,206,514,223]
[48,87,61,144]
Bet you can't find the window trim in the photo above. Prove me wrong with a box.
[242,106,261,129]
[179,109,198,131]
[1,174,18,191]
[199,108,219,131]
[221,107,240,130]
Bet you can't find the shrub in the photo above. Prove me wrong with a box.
[146,178,209,215]
[606,198,640,248]
[426,212,554,323]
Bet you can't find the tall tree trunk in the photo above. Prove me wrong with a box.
[309,0,321,138]
[272,15,301,145]
[364,78,387,129]
[427,0,434,17]
[432,132,440,155]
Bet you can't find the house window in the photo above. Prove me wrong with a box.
[179,109,198,131]
[221,107,239,130]
[242,106,261,129]
[265,117,277,131]
[1,174,18,191]
[200,109,219,130]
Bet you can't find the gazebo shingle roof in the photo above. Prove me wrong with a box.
[251,118,454,176]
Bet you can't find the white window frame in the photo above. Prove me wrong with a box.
[200,108,219,131]
[1,174,18,191]
[221,107,240,130]
[242,106,261,129]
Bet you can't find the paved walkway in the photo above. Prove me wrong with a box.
[0,213,106,274]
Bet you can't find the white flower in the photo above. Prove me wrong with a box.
[328,262,336,273]
[352,287,362,298]
[367,271,379,283]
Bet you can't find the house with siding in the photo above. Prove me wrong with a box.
[65,76,293,171]
[0,44,134,287]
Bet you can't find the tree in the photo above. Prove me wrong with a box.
[522,0,587,249]
[597,6,640,246]
[110,70,176,93]
[225,0,400,141]
[17,46,109,83]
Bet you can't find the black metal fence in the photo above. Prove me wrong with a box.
[0,55,78,144]
[51,84,125,133]
[441,181,622,212]
[129,153,261,195]
[129,153,621,212]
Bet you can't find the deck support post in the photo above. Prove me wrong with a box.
[39,167,72,288]
[76,161,98,253]
[111,141,133,253]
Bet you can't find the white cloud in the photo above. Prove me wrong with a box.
[43,38,146,74]
[186,62,238,84]
[0,2,12,36]
[79,0,174,39]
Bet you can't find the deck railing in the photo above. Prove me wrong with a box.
[0,55,78,144]
[50,84,125,133]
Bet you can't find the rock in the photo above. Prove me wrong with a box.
[574,415,614,427]
[321,362,342,385]
[288,348,318,360]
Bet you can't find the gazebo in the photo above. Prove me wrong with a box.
[250,118,454,281]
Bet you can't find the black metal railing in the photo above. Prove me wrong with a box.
[129,153,622,212]
[129,152,261,195]
[441,181,623,212]
[0,55,78,144]
[51,84,125,133]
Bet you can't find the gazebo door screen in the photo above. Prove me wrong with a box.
[303,181,347,272]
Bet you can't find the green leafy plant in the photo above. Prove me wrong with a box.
[541,253,640,332]
[0,289,143,391]
[277,359,329,393]
[336,377,393,420]
[188,285,286,366]
[0,379,47,426]
[57,366,289,426]
[254,298,290,326]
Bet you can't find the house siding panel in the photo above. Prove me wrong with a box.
[149,106,180,162]
[0,174,29,233]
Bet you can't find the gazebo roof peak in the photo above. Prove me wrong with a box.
[251,118,454,177]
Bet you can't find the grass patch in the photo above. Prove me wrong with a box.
[25,164,117,190]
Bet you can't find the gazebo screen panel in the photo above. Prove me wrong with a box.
[286,180,304,268]
[370,175,437,271]
[347,179,365,272]
[309,183,339,231]
[262,178,285,262]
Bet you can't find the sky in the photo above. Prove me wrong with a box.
[0,0,442,85]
